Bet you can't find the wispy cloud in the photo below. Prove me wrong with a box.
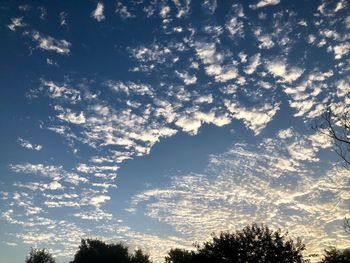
[26,31,71,54]
[91,2,105,22]
[17,137,42,151]
[7,17,26,31]
[129,135,349,261]
[250,0,281,10]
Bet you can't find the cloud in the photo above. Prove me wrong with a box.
[282,70,334,118]
[9,163,88,185]
[175,71,197,85]
[129,136,349,261]
[202,0,217,14]
[172,0,191,18]
[226,17,244,38]
[17,137,43,151]
[277,128,294,139]
[328,43,350,60]
[160,6,171,18]
[90,195,111,207]
[266,60,304,83]
[27,31,71,54]
[91,2,105,22]
[250,0,281,9]
[244,54,261,75]
[194,42,221,65]
[42,81,81,103]
[116,2,134,19]
[56,107,86,124]
[106,81,154,96]
[175,109,230,135]
[225,100,280,134]
[7,17,26,31]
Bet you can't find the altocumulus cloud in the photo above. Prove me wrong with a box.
[1,0,350,262]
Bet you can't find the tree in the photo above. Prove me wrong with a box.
[165,248,194,263]
[314,107,350,232]
[320,247,350,263]
[25,248,55,263]
[165,224,306,263]
[314,108,350,166]
[69,239,152,263]
[130,249,151,263]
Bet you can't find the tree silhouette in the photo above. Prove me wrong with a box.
[314,108,350,166]
[130,249,151,263]
[165,248,194,263]
[69,239,152,263]
[166,224,306,263]
[314,107,350,232]
[320,248,350,263]
[25,248,55,263]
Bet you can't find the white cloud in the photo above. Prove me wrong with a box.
[194,42,222,65]
[225,100,280,134]
[277,128,294,139]
[116,2,134,19]
[60,12,67,26]
[226,17,244,37]
[329,43,350,59]
[250,0,280,9]
[91,3,105,22]
[214,66,238,82]
[73,209,112,221]
[175,71,197,85]
[202,0,217,14]
[107,81,154,96]
[175,110,230,135]
[172,0,191,18]
[160,6,171,18]
[56,107,86,124]
[287,140,319,162]
[257,35,275,49]
[27,31,71,54]
[42,81,81,103]
[17,138,43,151]
[244,53,261,74]
[7,17,25,31]
[129,138,350,262]
[9,163,87,185]
[90,195,111,207]
[266,60,304,83]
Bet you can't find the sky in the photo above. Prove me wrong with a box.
[0,0,350,262]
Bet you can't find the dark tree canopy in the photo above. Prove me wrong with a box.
[25,248,55,263]
[69,239,151,263]
[320,248,350,263]
[130,249,152,263]
[165,224,306,263]
[165,248,194,263]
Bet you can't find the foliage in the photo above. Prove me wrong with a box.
[165,223,305,263]
[165,248,194,263]
[25,248,55,263]
[69,239,152,263]
[320,248,350,263]
[130,249,151,263]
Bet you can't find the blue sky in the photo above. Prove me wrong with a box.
[1,0,350,262]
